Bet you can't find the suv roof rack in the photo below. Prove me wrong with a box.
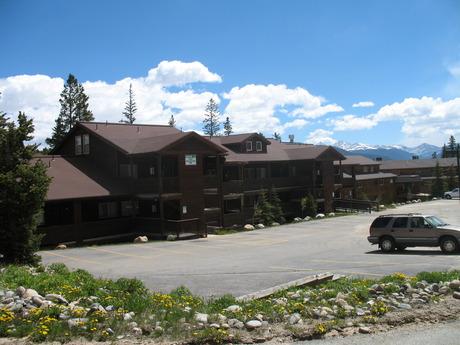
[378,213,422,217]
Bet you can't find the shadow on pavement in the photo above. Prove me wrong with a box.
[365,249,460,256]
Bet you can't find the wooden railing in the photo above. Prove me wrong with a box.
[165,218,203,237]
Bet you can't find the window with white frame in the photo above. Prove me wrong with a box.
[256,141,263,151]
[75,135,82,155]
[246,141,253,152]
[82,134,90,154]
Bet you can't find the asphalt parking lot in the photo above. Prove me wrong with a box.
[41,199,460,298]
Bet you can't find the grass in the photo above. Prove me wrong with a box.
[1,264,460,342]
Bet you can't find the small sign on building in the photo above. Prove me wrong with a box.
[185,154,197,166]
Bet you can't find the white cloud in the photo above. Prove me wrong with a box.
[371,96,460,145]
[146,60,222,86]
[352,101,374,108]
[332,114,377,131]
[448,61,460,78]
[223,84,343,134]
[305,129,337,145]
[0,61,222,144]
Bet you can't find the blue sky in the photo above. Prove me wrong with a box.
[1,0,460,147]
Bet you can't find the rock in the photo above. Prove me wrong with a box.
[244,224,255,231]
[431,283,440,292]
[195,312,208,324]
[449,280,460,291]
[356,308,365,316]
[40,300,54,309]
[293,217,303,222]
[228,318,244,329]
[225,305,242,313]
[439,286,450,294]
[128,321,138,329]
[221,323,230,329]
[359,326,371,334]
[398,303,412,310]
[89,303,106,313]
[304,216,311,221]
[123,313,133,321]
[56,244,67,250]
[315,213,325,218]
[453,292,460,299]
[288,313,301,325]
[271,222,280,226]
[106,328,115,335]
[210,323,220,329]
[68,318,88,328]
[15,286,26,297]
[32,296,44,307]
[327,212,335,217]
[166,234,177,241]
[133,236,148,243]
[45,294,68,305]
[131,327,142,336]
[246,320,262,330]
[105,305,115,311]
[23,288,39,299]
[255,223,265,229]
[154,325,164,333]
[217,314,227,323]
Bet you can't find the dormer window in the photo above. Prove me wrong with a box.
[82,134,90,154]
[256,141,263,152]
[246,141,253,152]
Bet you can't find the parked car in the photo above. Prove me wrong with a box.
[444,188,459,199]
[368,213,460,254]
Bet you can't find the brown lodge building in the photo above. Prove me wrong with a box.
[36,122,347,245]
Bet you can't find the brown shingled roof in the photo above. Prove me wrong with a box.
[334,155,380,166]
[216,133,271,145]
[380,158,458,170]
[211,137,345,163]
[32,155,130,201]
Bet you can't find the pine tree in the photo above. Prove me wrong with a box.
[268,187,284,223]
[223,116,233,136]
[448,135,457,152]
[0,112,51,264]
[253,191,274,225]
[432,151,438,159]
[442,144,447,158]
[202,98,221,137]
[431,161,446,197]
[273,132,281,142]
[168,114,176,127]
[447,164,457,190]
[121,83,137,124]
[46,74,94,149]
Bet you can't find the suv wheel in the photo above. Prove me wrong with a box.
[380,237,395,253]
[440,237,458,254]
[445,194,452,199]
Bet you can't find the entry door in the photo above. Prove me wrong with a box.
[391,217,409,245]
[408,216,438,246]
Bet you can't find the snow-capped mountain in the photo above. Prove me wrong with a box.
[330,141,441,160]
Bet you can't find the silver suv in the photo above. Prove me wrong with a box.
[368,213,460,254]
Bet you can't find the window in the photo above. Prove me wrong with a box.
[392,217,408,228]
[98,201,118,219]
[185,154,197,166]
[256,167,266,179]
[82,134,90,154]
[410,217,431,228]
[363,166,369,173]
[256,141,263,152]
[371,217,392,228]
[75,136,82,155]
[149,166,155,176]
[246,141,253,152]
[121,200,135,217]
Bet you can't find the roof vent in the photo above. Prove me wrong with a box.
[412,155,419,160]
[288,134,294,143]
[375,157,382,161]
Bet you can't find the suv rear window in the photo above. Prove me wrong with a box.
[393,217,408,228]
[371,217,392,228]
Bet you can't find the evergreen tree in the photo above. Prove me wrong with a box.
[448,135,457,152]
[441,144,447,158]
[432,151,438,159]
[46,74,94,149]
[253,191,274,225]
[447,164,457,190]
[0,112,51,264]
[202,98,220,137]
[268,187,284,223]
[273,132,281,142]
[168,114,176,127]
[431,161,446,197]
[121,83,137,124]
[223,116,233,136]
[300,194,317,217]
